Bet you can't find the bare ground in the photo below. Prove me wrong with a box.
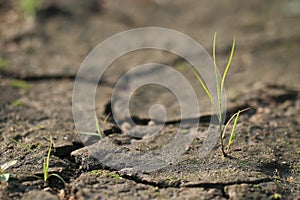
[0,0,299,199]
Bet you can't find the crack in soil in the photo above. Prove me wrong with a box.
[119,172,274,199]
[0,71,115,87]
[0,70,75,80]
[113,172,274,200]
[182,178,273,189]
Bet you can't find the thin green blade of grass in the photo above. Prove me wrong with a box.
[78,131,99,137]
[213,32,222,122]
[103,113,110,129]
[42,135,66,184]
[26,173,41,179]
[221,36,236,90]
[10,138,37,155]
[226,111,240,150]
[216,76,222,122]
[43,135,52,181]
[47,173,66,185]
[95,115,103,139]
[213,32,217,69]
[194,71,216,109]
[10,80,30,90]
[99,113,110,138]
[43,158,48,181]
[81,114,110,139]
[222,108,250,139]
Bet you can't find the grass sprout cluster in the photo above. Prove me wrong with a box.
[195,32,249,157]
[43,135,66,184]
[12,135,65,185]
[79,114,110,139]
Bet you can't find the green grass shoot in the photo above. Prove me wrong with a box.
[11,100,25,107]
[213,32,222,122]
[222,108,250,150]
[222,108,250,151]
[10,80,30,90]
[195,32,247,157]
[95,115,103,139]
[221,36,236,90]
[79,113,110,139]
[194,72,216,110]
[0,58,7,69]
[20,0,41,16]
[43,135,66,185]
[227,111,239,150]
[10,138,37,155]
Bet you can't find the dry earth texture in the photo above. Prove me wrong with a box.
[0,0,299,199]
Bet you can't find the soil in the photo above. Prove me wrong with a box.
[0,0,299,199]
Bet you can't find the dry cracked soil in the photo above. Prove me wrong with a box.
[0,0,299,199]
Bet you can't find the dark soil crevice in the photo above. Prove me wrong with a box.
[0,71,114,87]
[221,187,230,199]
[120,173,178,188]
[36,6,72,21]
[53,142,84,160]
[183,178,273,189]
[118,172,273,190]
[52,143,87,182]
[257,161,292,177]
[0,70,76,81]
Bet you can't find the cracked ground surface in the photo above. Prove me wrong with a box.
[0,0,300,199]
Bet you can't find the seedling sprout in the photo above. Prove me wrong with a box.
[43,135,66,184]
[195,32,249,156]
[79,113,110,139]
